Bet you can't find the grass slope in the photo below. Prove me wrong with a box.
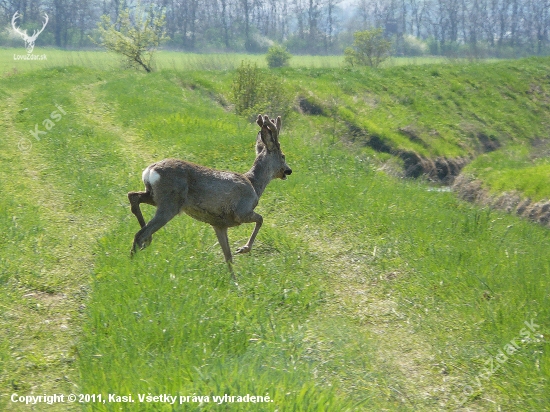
[0,58,548,411]
[175,56,550,199]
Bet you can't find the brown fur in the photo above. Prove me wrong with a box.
[128,115,292,278]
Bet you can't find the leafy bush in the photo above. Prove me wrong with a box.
[231,60,293,119]
[266,44,292,68]
[93,2,167,72]
[231,61,262,114]
[401,35,428,56]
[344,28,392,68]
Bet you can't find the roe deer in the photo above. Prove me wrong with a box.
[128,114,292,276]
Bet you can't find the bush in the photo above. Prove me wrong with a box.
[401,35,428,56]
[93,2,167,73]
[231,60,293,119]
[232,61,262,115]
[266,44,292,68]
[345,28,392,68]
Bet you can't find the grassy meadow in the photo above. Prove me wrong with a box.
[1,48,455,75]
[0,49,549,411]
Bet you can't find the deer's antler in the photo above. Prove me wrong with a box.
[263,115,276,131]
[11,12,48,40]
[30,13,49,40]
[11,11,48,54]
[11,11,28,40]
[263,115,281,139]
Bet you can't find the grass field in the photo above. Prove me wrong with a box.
[0,51,548,411]
[2,47,459,74]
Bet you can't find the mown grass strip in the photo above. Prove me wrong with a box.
[0,67,138,410]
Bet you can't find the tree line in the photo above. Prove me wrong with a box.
[354,0,550,57]
[2,0,550,57]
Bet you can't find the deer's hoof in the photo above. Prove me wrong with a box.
[136,236,152,250]
[131,236,152,257]
[236,245,251,254]
[142,236,152,248]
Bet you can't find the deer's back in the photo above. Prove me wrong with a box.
[145,158,258,227]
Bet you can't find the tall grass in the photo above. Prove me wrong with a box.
[1,49,349,75]
[1,47,491,77]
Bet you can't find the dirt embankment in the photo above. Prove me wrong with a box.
[299,96,550,227]
[453,174,550,227]
[398,151,469,183]
[342,120,470,183]
[297,95,474,183]
[357,122,550,227]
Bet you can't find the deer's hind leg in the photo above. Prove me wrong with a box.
[128,191,157,250]
[131,202,180,256]
[128,191,156,228]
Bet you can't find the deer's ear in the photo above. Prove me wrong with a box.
[255,132,265,154]
[275,116,282,134]
[256,114,263,128]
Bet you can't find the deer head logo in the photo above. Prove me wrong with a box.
[12,11,49,54]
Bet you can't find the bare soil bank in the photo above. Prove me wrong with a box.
[453,174,550,227]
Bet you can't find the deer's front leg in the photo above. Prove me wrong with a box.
[236,212,263,254]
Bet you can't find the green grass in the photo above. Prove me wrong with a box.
[2,48,348,75]
[1,47,475,76]
[283,59,550,159]
[464,144,550,201]
[174,56,550,160]
[0,56,549,411]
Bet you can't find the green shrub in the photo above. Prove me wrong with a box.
[344,28,392,68]
[231,60,294,119]
[93,2,167,73]
[231,61,262,115]
[266,44,292,68]
[401,35,428,56]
